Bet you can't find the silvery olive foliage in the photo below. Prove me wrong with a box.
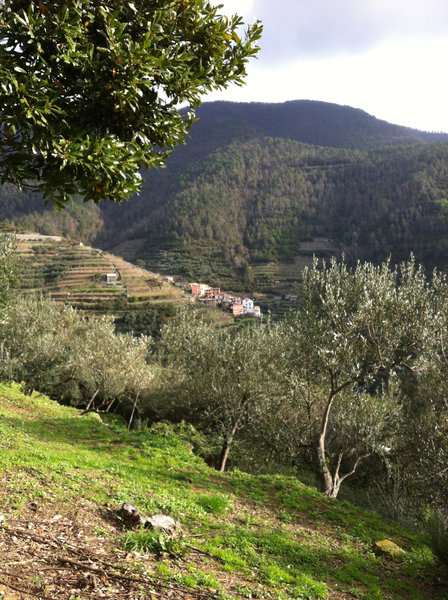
[0,295,89,395]
[161,309,283,471]
[0,295,154,410]
[280,256,447,497]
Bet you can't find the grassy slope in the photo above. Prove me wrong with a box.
[0,383,446,600]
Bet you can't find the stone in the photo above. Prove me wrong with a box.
[117,504,182,536]
[118,502,144,528]
[143,514,182,538]
[374,539,405,559]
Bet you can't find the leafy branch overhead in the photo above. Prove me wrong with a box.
[0,0,262,206]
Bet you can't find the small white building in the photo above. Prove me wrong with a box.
[253,306,262,317]
[242,298,254,313]
[106,273,118,284]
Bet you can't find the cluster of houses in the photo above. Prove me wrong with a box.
[189,283,261,317]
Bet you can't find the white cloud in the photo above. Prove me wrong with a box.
[210,0,448,132]
[214,0,255,18]
[250,0,448,61]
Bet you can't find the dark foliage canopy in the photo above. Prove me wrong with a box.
[0,0,261,206]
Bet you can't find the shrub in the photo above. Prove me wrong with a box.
[426,509,448,566]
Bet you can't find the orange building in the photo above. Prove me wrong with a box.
[190,283,203,296]
[205,287,221,299]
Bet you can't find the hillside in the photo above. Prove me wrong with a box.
[14,234,188,328]
[3,100,448,289]
[102,138,448,291]
[177,100,445,156]
[0,382,446,600]
[0,184,103,243]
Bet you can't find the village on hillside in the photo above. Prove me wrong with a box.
[189,283,262,317]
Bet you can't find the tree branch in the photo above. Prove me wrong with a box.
[339,452,372,484]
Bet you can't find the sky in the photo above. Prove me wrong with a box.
[207,0,448,133]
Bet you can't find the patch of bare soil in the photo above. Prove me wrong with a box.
[0,501,217,600]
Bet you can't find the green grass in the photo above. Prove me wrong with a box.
[196,493,233,515]
[0,381,446,600]
[123,529,187,557]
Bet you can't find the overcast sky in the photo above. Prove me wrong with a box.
[207,0,448,133]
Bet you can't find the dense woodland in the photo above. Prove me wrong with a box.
[129,139,448,268]
[3,101,448,289]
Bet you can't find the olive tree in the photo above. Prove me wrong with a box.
[281,257,446,498]
[0,295,89,394]
[394,359,448,517]
[0,234,18,322]
[162,310,283,472]
[0,0,262,206]
[74,315,153,415]
[0,296,154,412]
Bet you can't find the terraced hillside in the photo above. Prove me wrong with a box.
[102,251,186,304]
[16,234,187,311]
[5,102,448,292]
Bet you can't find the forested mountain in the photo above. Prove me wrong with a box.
[0,182,103,242]
[146,140,448,260]
[2,100,448,289]
[179,100,448,153]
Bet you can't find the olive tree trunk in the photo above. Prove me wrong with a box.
[316,373,365,498]
[218,394,250,472]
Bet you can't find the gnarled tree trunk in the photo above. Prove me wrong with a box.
[218,394,250,472]
[317,371,359,498]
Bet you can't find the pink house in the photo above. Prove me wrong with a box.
[231,302,245,316]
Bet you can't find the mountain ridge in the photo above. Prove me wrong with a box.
[180,99,438,153]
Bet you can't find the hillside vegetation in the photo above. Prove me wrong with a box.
[0,382,446,600]
[3,100,448,290]
[0,184,103,243]
[15,233,187,312]
[176,100,448,155]
[103,137,448,290]
[124,139,448,267]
